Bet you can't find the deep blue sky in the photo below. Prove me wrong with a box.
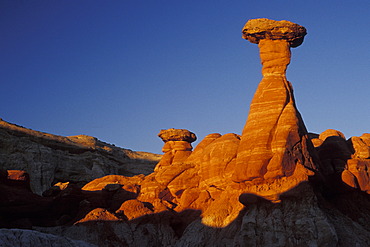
[1,1,369,154]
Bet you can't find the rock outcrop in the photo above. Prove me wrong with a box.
[234,18,317,182]
[0,118,161,194]
[154,128,196,171]
[0,229,95,247]
[312,129,370,194]
[346,134,370,192]
[1,18,370,247]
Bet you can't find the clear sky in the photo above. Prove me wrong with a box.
[1,0,369,154]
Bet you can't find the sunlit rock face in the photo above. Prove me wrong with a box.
[234,18,317,182]
[2,19,370,247]
[346,134,370,193]
[154,128,196,171]
[312,129,370,194]
[344,159,370,192]
[242,18,306,47]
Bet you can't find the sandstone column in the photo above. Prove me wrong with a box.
[154,128,196,171]
[233,18,316,182]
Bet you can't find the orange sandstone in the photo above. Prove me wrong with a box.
[2,19,370,246]
[233,18,316,182]
[65,19,321,229]
[154,129,196,171]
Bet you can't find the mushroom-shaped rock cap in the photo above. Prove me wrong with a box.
[158,128,197,143]
[242,18,307,48]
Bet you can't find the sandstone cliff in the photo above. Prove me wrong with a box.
[0,118,161,194]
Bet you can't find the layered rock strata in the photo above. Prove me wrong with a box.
[2,18,370,247]
[233,18,317,182]
[154,128,196,171]
[0,119,161,194]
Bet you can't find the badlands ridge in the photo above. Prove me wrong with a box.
[1,18,370,246]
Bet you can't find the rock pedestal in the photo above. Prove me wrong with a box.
[233,18,316,182]
[154,129,196,171]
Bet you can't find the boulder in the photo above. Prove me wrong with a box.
[158,128,196,143]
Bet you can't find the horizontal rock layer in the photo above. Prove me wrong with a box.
[0,119,161,194]
[1,17,369,247]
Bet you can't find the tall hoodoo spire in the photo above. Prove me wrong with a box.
[233,18,316,182]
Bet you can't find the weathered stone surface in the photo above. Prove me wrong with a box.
[343,133,370,193]
[258,39,291,75]
[158,128,196,143]
[311,130,370,194]
[349,136,370,159]
[319,129,346,142]
[178,185,339,247]
[0,169,146,229]
[341,169,358,188]
[242,18,307,47]
[0,229,96,247]
[185,133,222,164]
[311,138,324,147]
[0,119,161,194]
[151,133,316,228]
[344,159,370,193]
[197,133,240,187]
[76,208,120,224]
[360,133,370,145]
[81,174,143,192]
[115,199,153,220]
[234,18,317,182]
[2,18,370,247]
[154,129,196,171]
[35,214,180,246]
[33,180,370,247]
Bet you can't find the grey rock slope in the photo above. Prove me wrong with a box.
[0,229,96,247]
[0,118,161,194]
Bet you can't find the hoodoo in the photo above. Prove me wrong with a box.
[154,128,196,171]
[233,18,317,182]
[1,18,370,247]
